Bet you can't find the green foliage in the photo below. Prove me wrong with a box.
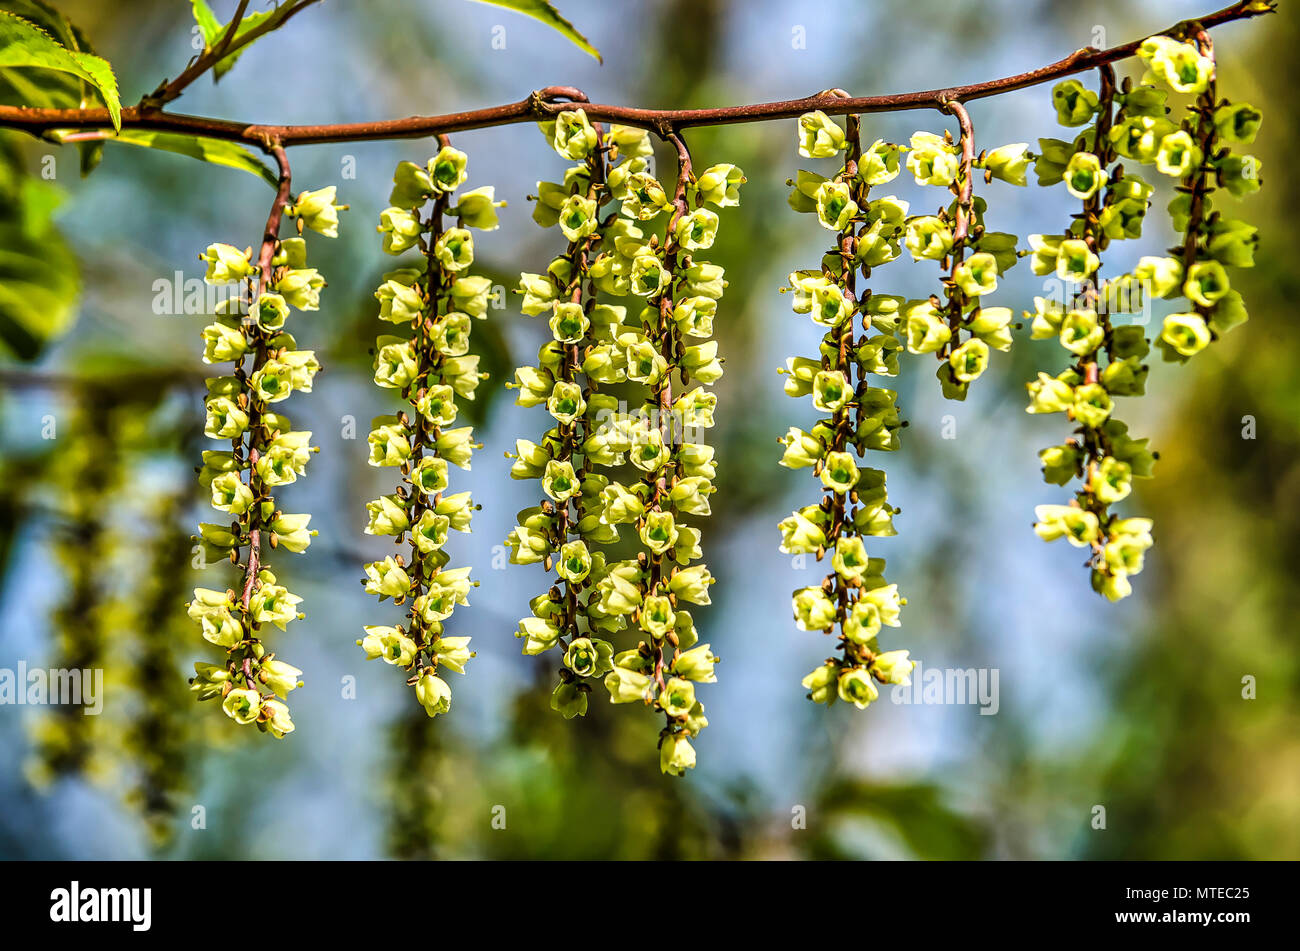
[0,145,79,359]
[468,0,601,62]
[189,0,306,81]
[0,6,119,129]
[84,129,278,187]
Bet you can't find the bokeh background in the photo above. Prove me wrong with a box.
[1,0,1296,859]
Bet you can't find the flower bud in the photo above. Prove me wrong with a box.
[453,186,505,231]
[1033,504,1099,547]
[802,663,838,705]
[871,650,914,686]
[659,733,696,776]
[288,186,343,237]
[414,671,453,718]
[260,659,303,698]
[1051,79,1099,126]
[378,207,422,255]
[981,142,1030,185]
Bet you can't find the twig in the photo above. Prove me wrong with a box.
[151,0,322,105]
[0,1,1268,151]
[239,143,293,614]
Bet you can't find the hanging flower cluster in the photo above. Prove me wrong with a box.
[358,144,499,717]
[186,181,342,736]
[507,109,737,776]
[900,108,1024,399]
[1024,32,1260,600]
[779,109,914,709]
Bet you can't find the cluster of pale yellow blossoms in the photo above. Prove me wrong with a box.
[1026,33,1259,600]
[187,184,343,736]
[358,146,499,717]
[506,110,737,775]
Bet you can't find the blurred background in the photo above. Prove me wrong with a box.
[0,0,1296,859]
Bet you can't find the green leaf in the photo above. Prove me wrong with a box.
[0,9,120,130]
[468,0,601,63]
[0,159,79,361]
[190,0,222,43]
[189,1,303,82]
[90,129,278,187]
[0,2,111,175]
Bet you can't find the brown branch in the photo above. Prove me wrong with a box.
[239,144,293,615]
[943,100,975,245]
[161,0,250,103]
[152,0,323,105]
[0,1,1267,151]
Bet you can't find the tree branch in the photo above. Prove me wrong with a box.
[0,1,1269,152]
[151,0,323,106]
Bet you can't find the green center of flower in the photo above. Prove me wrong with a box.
[433,160,457,184]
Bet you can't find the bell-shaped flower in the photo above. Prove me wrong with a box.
[378,207,422,255]
[674,208,719,251]
[434,426,477,469]
[871,650,915,687]
[1025,371,1074,415]
[906,131,959,185]
[1063,151,1107,199]
[1051,79,1099,126]
[557,193,598,241]
[453,186,504,231]
[1072,383,1113,428]
[1033,504,1099,547]
[434,227,475,272]
[1213,102,1262,146]
[1183,260,1230,308]
[222,688,261,725]
[428,145,470,192]
[367,416,411,468]
[432,311,472,357]
[802,663,839,705]
[289,186,344,237]
[694,164,745,207]
[798,110,847,157]
[792,585,836,631]
[1139,35,1213,95]
[362,556,411,601]
[982,142,1030,185]
[364,494,410,537]
[838,668,879,709]
[1155,130,1203,178]
[1159,312,1211,358]
[415,670,452,717]
[815,180,858,231]
[904,215,954,261]
[948,337,990,383]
